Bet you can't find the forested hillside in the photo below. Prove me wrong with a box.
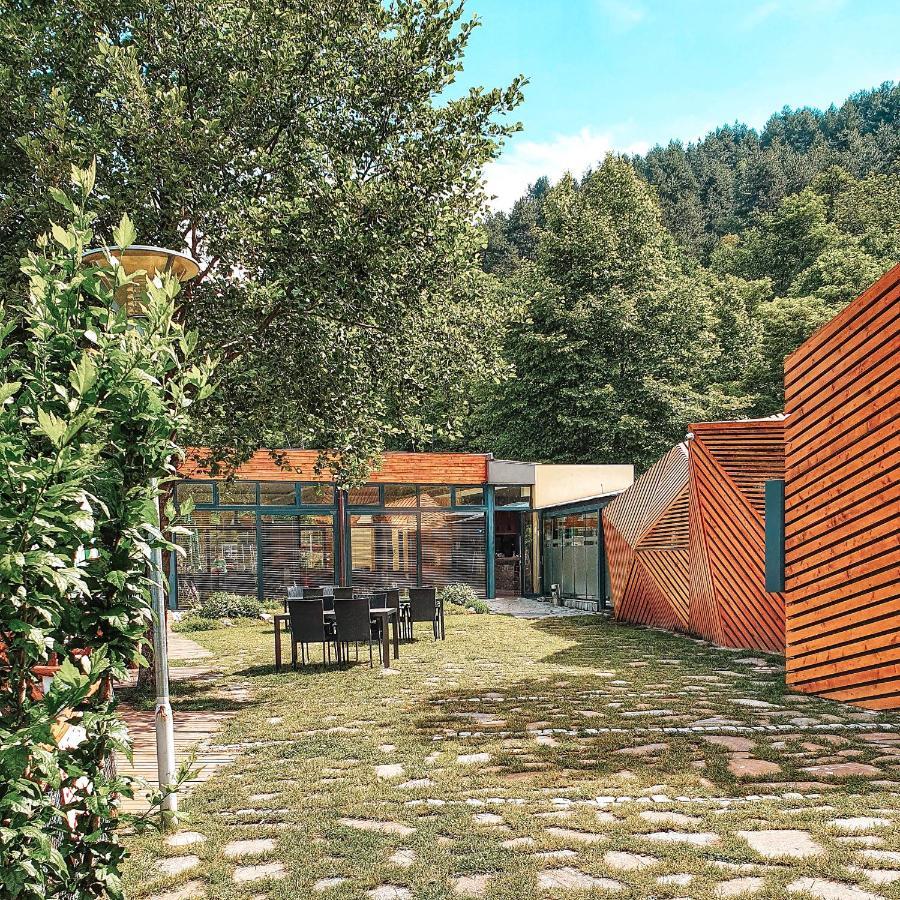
[469,82,900,470]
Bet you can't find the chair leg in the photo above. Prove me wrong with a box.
[369,639,373,668]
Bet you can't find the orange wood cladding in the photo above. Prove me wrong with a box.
[603,419,786,652]
[179,450,490,485]
[784,263,900,710]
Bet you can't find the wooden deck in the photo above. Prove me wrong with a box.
[115,630,238,812]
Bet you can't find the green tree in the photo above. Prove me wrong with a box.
[0,166,213,897]
[0,0,522,482]
[476,157,730,470]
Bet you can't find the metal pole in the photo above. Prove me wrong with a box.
[150,486,177,821]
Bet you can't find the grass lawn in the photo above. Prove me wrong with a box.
[123,608,900,900]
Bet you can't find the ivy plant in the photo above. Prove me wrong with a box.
[0,163,214,898]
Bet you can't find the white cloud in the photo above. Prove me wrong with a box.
[483,128,650,211]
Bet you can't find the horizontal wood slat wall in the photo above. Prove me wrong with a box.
[784,263,900,709]
[179,450,490,485]
[604,420,785,652]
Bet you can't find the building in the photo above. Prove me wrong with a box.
[783,263,900,709]
[603,416,786,653]
[171,451,633,608]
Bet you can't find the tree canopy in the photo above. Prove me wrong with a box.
[0,0,522,482]
[475,84,899,467]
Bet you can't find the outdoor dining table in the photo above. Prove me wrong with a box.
[273,606,400,671]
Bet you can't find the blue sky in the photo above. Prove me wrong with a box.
[455,0,900,209]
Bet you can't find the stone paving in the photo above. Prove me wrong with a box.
[128,607,900,900]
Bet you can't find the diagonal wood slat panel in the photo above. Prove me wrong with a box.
[604,445,690,631]
[784,263,900,709]
[604,420,785,653]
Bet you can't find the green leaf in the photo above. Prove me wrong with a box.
[51,224,75,252]
[69,353,97,397]
[112,213,137,250]
[36,408,67,447]
[48,187,75,212]
[0,381,20,405]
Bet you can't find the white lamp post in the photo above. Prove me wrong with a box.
[84,244,199,821]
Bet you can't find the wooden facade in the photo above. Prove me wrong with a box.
[604,418,786,652]
[783,264,900,709]
[179,450,490,485]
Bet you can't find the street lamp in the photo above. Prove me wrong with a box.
[83,244,199,821]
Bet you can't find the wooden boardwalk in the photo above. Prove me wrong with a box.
[115,629,238,812]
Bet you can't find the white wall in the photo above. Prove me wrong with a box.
[532,464,634,509]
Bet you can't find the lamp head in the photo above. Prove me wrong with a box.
[82,245,200,316]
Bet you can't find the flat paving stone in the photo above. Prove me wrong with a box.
[224,838,276,859]
[537,868,623,891]
[313,877,347,891]
[502,836,536,849]
[658,874,695,886]
[165,832,207,848]
[233,862,286,883]
[639,810,701,826]
[715,877,767,897]
[545,826,606,845]
[828,818,892,832]
[398,778,432,789]
[389,849,416,869]
[146,883,205,900]
[454,874,491,896]
[473,813,505,825]
[339,818,414,836]
[645,830,720,846]
[532,849,579,862]
[738,830,822,859]
[802,763,881,777]
[617,743,668,756]
[847,869,900,886]
[729,757,782,777]
[859,850,900,864]
[156,855,200,877]
[367,887,412,900]
[604,851,658,871]
[457,753,491,765]
[787,877,883,900]
[704,736,755,752]
[375,764,405,780]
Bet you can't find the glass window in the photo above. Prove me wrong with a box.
[347,484,380,506]
[454,486,484,506]
[218,481,257,505]
[418,485,451,507]
[259,482,297,506]
[177,482,214,507]
[259,513,335,598]
[494,485,532,507]
[350,513,418,589]
[421,511,486,595]
[301,482,334,505]
[173,508,258,605]
[384,484,418,508]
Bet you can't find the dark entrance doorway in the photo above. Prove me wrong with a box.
[494,510,523,596]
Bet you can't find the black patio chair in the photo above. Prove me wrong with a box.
[333,596,378,667]
[407,586,439,640]
[284,584,304,612]
[381,588,408,640]
[287,598,335,669]
[332,587,354,599]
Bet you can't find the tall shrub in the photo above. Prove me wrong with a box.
[0,164,213,898]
